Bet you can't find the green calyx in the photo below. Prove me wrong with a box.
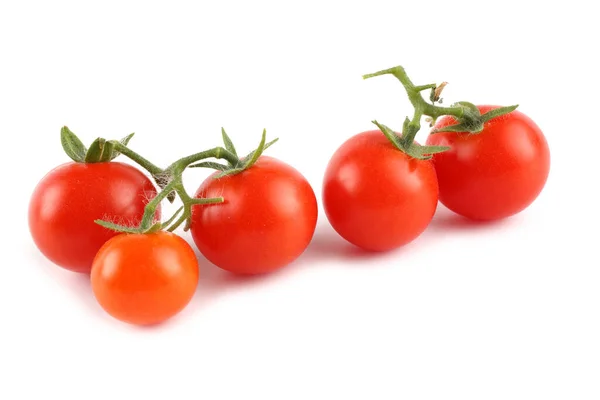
[189,127,278,177]
[92,127,278,234]
[431,102,519,134]
[362,65,518,159]
[372,121,449,160]
[61,126,134,163]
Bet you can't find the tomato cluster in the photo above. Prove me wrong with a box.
[28,65,550,326]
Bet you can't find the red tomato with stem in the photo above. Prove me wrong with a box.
[190,156,318,275]
[426,106,550,221]
[323,130,439,251]
[91,231,198,325]
[29,162,160,273]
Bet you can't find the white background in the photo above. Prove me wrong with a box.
[1,1,598,399]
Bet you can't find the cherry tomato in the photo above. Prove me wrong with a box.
[426,106,550,220]
[28,162,159,273]
[323,130,439,251]
[190,156,318,275]
[91,231,198,325]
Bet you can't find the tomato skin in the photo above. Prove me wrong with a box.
[426,106,550,221]
[323,130,439,251]
[91,231,198,325]
[28,162,159,273]
[190,156,318,275]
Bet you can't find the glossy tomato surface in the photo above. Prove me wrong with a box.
[426,106,550,221]
[91,231,199,325]
[28,162,159,273]
[190,156,318,275]
[323,130,439,251]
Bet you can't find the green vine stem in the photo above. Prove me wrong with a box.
[95,128,278,234]
[362,65,518,159]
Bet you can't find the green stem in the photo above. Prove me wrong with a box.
[111,141,163,176]
[363,66,464,126]
[96,146,229,234]
[113,141,240,177]
[138,178,180,230]
[362,65,518,159]
[402,106,423,146]
[413,83,437,92]
[166,210,189,233]
[96,128,276,234]
[165,184,193,233]
[165,183,224,232]
[422,102,464,119]
[166,190,224,233]
[168,146,240,172]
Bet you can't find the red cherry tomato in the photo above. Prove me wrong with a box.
[91,231,198,325]
[28,162,159,273]
[190,156,318,275]
[323,130,439,251]
[426,106,550,220]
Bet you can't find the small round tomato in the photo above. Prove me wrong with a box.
[426,106,550,221]
[91,231,198,325]
[28,162,159,273]
[190,156,318,275]
[323,130,439,251]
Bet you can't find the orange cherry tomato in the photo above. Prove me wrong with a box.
[91,231,199,325]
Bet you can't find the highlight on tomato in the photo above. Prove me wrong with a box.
[28,127,160,273]
[426,106,550,221]
[91,231,199,325]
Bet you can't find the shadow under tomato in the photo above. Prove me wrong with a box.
[178,234,287,312]
[178,220,420,317]
[297,224,351,261]
[297,224,403,264]
[281,219,430,273]
[428,205,518,232]
[61,273,99,314]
